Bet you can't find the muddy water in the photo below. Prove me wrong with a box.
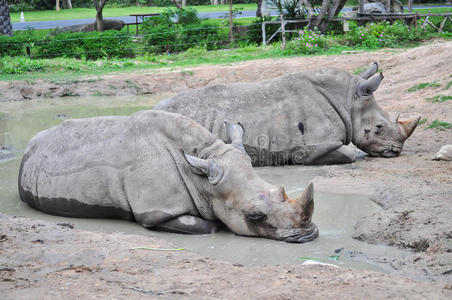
[0,96,410,272]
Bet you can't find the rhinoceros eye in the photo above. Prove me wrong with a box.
[245,212,267,222]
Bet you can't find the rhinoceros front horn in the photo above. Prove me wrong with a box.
[356,73,384,97]
[359,62,378,79]
[398,115,421,140]
[295,182,314,215]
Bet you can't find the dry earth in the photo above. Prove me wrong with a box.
[1,40,452,298]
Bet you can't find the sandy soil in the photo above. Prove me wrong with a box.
[1,40,451,297]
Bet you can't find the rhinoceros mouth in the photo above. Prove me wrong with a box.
[283,223,319,243]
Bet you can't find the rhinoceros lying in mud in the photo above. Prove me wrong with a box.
[18,110,318,242]
[155,63,420,166]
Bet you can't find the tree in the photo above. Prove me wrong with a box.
[271,0,287,49]
[56,0,60,11]
[256,0,262,17]
[0,0,13,36]
[94,0,108,31]
[309,0,347,32]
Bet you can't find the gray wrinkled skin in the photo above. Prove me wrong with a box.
[155,64,420,166]
[18,110,318,242]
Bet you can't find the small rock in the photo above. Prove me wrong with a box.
[57,222,74,229]
[20,87,33,99]
[432,145,452,161]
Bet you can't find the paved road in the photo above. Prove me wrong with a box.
[12,5,451,31]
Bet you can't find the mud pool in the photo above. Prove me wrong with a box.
[0,96,411,272]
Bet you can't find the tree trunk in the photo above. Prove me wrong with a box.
[172,0,182,9]
[256,0,262,17]
[309,0,347,32]
[229,0,234,44]
[301,0,314,19]
[182,0,186,7]
[94,0,108,32]
[311,0,328,29]
[96,10,103,31]
[0,0,13,36]
[56,0,60,11]
[66,0,72,9]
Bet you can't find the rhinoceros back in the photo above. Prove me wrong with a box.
[18,116,137,219]
[155,68,355,165]
[18,110,216,222]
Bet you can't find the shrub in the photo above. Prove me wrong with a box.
[142,9,221,54]
[0,31,41,57]
[81,30,132,59]
[180,24,222,50]
[142,14,179,54]
[166,7,201,26]
[284,27,328,55]
[35,32,85,58]
[35,30,132,59]
[345,21,436,49]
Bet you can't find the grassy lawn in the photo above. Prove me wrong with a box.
[10,4,258,23]
[0,42,364,82]
[411,7,452,14]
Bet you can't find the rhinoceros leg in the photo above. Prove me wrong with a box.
[154,215,222,234]
[313,145,356,165]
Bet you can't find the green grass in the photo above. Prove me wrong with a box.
[410,7,452,14]
[428,120,452,130]
[418,118,428,125]
[407,82,441,92]
[445,80,452,90]
[0,42,363,81]
[426,95,452,103]
[10,4,257,23]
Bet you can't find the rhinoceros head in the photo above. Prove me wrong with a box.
[184,122,318,243]
[351,63,421,158]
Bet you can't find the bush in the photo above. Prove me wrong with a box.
[284,27,328,54]
[142,14,179,53]
[0,31,41,57]
[142,9,221,54]
[180,24,222,50]
[35,32,85,58]
[81,30,132,59]
[345,21,436,49]
[35,30,132,59]
[167,7,201,26]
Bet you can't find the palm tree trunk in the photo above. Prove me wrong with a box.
[0,0,13,36]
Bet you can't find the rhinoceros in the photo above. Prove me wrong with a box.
[18,110,318,242]
[155,63,420,166]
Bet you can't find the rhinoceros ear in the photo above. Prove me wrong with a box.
[184,153,224,185]
[358,62,378,80]
[225,121,246,153]
[356,73,384,97]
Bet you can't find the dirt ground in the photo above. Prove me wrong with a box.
[1,40,452,298]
